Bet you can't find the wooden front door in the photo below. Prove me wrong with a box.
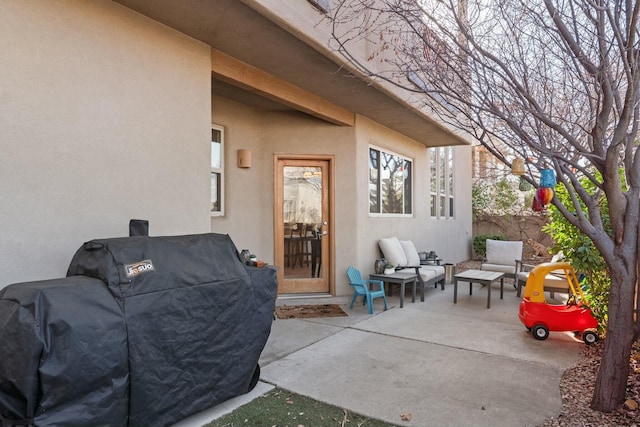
[274,155,332,294]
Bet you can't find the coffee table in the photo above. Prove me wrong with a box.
[453,270,505,309]
[369,272,418,308]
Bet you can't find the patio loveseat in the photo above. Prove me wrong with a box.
[378,237,446,291]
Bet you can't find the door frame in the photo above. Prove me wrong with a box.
[273,154,335,295]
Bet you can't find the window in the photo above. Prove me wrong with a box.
[430,146,454,218]
[307,0,330,12]
[211,125,224,215]
[369,147,412,215]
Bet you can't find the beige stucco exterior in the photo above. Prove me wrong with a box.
[211,96,472,297]
[0,0,472,296]
[0,0,211,285]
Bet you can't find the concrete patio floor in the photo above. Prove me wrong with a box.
[174,280,584,427]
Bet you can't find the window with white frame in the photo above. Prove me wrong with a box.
[430,146,454,218]
[369,147,412,215]
[211,125,224,215]
[307,0,330,12]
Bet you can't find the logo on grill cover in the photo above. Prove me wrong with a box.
[124,260,155,277]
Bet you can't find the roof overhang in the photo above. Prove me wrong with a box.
[114,0,470,147]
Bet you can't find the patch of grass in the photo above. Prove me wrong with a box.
[203,387,399,427]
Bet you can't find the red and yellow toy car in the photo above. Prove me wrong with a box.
[518,262,599,345]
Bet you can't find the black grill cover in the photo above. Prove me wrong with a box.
[0,276,129,427]
[0,233,278,427]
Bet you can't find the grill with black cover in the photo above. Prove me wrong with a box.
[0,233,277,427]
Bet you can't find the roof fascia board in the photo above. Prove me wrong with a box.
[211,48,355,126]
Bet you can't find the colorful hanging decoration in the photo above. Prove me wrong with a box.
[535,187,554,205]
[519,176,532,191]
[532,196,544,212]
[511,158,525,175]
[540,168,556,187]
[530,167,556,212]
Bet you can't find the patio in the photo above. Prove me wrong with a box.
[175,273,583,427]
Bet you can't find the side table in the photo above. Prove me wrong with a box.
[369,272,418,308]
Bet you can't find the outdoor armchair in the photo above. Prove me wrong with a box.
[480,239,523,286]
[347,266,388,314]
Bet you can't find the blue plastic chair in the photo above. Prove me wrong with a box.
[346,266,388,314]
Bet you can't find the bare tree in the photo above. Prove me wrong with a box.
[328,0,640,412]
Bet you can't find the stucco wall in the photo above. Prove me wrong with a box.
[0,0,211,287]
[211,95,355,279]
[353,117,473,275]
[212,96,358,296]
[211,96,472,297]
[210,96,269,253]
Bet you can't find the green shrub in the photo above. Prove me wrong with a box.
[472,234,506,257]
[472,183,492,219]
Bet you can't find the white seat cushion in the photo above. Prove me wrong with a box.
[400,240,421,266]
[516,271,529,283]
[484,239,523,265]
[420,265,445,277]
[481,263,516,275]
[378,237,408,267]
[417,267,437,281]
[395,266,438,282]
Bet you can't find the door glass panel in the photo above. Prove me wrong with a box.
[283,166,323,279]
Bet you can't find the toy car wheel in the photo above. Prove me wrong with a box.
[532,324,549,340]
[583,331,599,345]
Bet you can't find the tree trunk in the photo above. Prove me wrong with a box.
[591,264,636,411]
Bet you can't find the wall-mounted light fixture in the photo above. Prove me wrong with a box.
[237,149,252,168]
